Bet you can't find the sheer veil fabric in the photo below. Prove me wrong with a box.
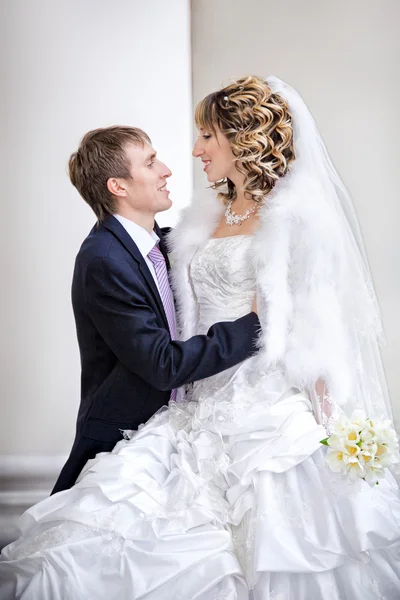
[265,77,392,423]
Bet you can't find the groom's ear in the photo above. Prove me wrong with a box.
[107,177,127,198]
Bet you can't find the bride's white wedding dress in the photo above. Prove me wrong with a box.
[1,235,400,600]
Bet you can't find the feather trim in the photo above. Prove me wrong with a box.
[168,175,352,404]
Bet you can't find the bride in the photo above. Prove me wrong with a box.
[1,76,400,600]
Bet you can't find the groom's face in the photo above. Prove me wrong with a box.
[115,142,172,216]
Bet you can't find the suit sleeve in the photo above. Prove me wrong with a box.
[85,256,260,391]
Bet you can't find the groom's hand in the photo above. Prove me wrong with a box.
[86,256,260,391]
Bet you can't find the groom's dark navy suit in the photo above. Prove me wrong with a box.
[52,215,260,493]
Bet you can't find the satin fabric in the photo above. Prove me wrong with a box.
[1,236,400,599]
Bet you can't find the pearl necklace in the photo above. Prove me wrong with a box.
[225,200,259,226]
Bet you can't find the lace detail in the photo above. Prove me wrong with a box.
[7,521,126,560]
[322,412,335,436]
[231,509,258,586]
[370,581,389,600]
[190,236,255,334]
[321,391,335,433]
[214,580,238,600]
[258,475,313,532]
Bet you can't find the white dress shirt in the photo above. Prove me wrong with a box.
[114,214,160,291]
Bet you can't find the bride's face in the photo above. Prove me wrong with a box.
[192,127,237,183]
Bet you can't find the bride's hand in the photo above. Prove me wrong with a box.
[251,296,258,314]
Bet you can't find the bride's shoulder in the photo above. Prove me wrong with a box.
[269,172,328,216]
[256,173,344,262]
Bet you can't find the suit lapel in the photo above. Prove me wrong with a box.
[101,216,169,330]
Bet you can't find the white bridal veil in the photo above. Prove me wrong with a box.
[267,76,393,423]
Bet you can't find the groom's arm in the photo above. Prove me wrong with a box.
[85,256,260,391]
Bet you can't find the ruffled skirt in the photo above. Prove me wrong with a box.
[1,365,400,599]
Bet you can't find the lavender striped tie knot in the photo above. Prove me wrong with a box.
[148,243,177,401]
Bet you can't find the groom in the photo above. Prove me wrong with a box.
[52,126,260,494]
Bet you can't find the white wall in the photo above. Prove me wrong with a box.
[0,0,191,495]
[192,0,400,425]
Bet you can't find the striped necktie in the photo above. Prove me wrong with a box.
[147,243,177,401]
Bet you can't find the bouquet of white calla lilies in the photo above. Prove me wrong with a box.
[321,410,399,486]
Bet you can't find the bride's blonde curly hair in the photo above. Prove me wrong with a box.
[195,75,295,203]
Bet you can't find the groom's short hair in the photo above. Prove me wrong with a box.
[68,126,151,223]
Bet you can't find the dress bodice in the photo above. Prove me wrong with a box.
[189,235,256,334]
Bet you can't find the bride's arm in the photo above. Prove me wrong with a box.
[310,378,336,435]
